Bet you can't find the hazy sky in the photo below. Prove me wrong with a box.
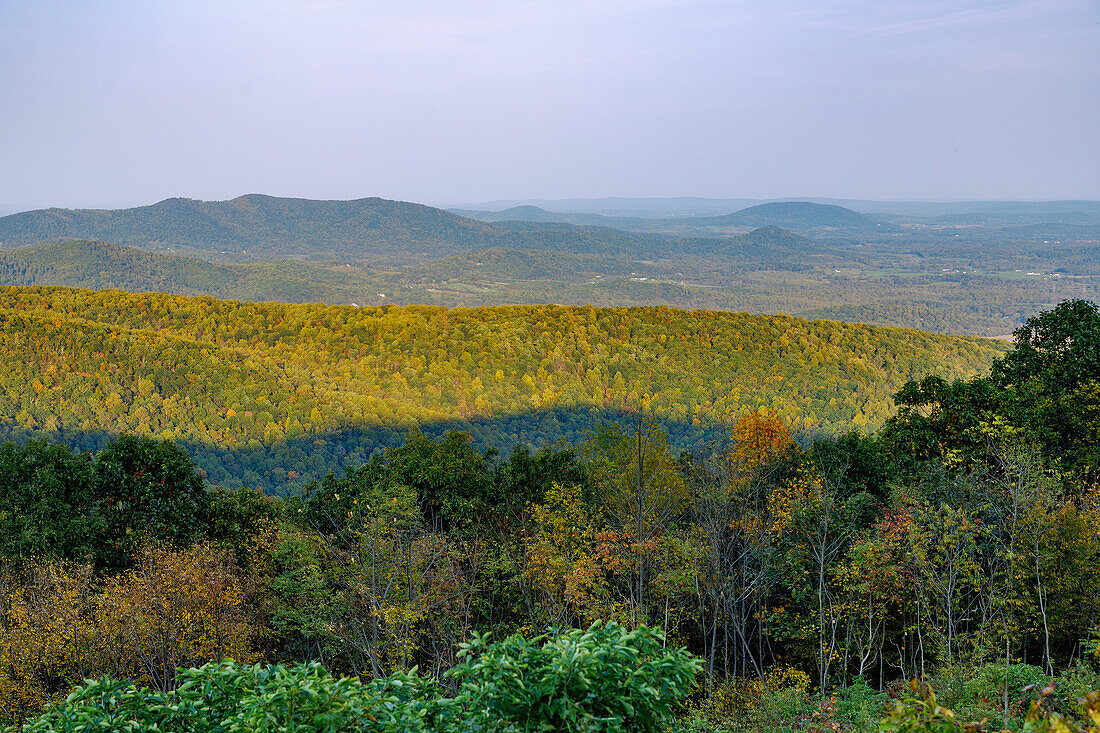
[1,0,1098,209]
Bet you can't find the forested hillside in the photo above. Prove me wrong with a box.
[696,201,889,230]
[0,239,240,294]
[0,239,411,304]
[0,286,1005,492]
[3,300,1100,732]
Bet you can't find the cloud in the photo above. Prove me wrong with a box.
[857,0,1089,38]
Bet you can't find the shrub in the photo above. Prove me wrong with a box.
[8,623,701,733]
[450,622,701,733]
[834,677,888,732]
[8,661,451,733]
[878,679,985,733]
[963,664,1048,728]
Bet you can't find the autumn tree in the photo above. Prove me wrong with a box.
[98,543,253,691]
[303,462,471,677]
[687,410,794,689]
[0,560,99,722]
[585,414,690,627]
[525,482,609,628]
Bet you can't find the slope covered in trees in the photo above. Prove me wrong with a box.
[2,237,1095,340]
[0,286,1005,492]
[3,300,1100,731]
[0,239,240,294]
[0,239,410,304]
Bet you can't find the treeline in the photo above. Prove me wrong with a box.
[0,286,1004,493]
[3,300,1100,730]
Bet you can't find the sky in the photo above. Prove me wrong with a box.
[1,0,1098,210]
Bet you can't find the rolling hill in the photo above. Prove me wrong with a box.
[0,228,823,301]
[0,194,701,262]
[406,247,642,282]
[0,239,240,294]
[0,238,410,305]
[713,225,818,259]
[694,201,889,232]
[451,205,575,223]
[0,285,1007,492]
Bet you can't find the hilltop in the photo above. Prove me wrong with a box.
[693,201,889,232]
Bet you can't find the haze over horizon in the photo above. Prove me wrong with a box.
[2,0,1098,211]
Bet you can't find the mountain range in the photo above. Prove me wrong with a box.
[0,194,704,263]
[1,194,1098,337]
[452,201,892,236]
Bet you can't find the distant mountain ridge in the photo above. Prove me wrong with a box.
[0,194,703,262]
[450,197,766,217]
[454,201,893,236]
[0,195,498,258]
[455,196,1100,220]
[449,205,649,229]
[2,194,1095,339]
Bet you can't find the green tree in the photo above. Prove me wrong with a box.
[0,441,101,563]
[93,436,209,571]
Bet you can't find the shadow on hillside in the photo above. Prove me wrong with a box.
[0,407,760,495]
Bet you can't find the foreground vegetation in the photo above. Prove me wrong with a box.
[1,299,1099,729]
[9,625,699,733]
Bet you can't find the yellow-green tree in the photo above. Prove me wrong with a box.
[0,560,99,722]
[586,414,690,627]
[98,543,254,691]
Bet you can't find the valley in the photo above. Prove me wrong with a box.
[1,196,1098,337]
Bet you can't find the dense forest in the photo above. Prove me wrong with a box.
[2,299,1100,731]
[0,285,1004,493]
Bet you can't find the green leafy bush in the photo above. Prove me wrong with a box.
[10,661,449,733]
[834,677,888,731]
[878,679,985,733]
[449,622,701,733]
[8,623,700,733]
